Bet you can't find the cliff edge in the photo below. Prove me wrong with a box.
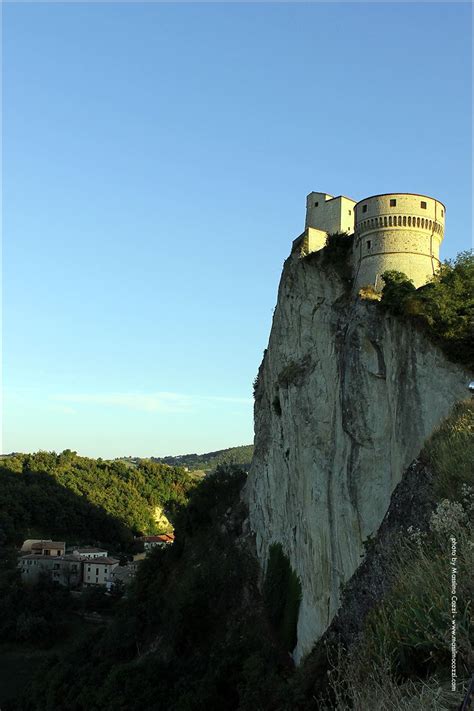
[246,248,469,662]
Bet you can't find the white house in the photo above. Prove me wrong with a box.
[72,547,108,559]
[83,557,119,587]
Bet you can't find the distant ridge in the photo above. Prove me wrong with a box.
[151,444,254,473]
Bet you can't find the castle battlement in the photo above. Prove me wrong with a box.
[297,190,445,291]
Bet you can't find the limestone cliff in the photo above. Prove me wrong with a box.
[245,249,470,663]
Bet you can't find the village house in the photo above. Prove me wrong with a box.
[22,540,66,556]
[18,539,131,591]
[83,557,120,587]
[110,564,135,588]
[139,533,175,552]
[72,547,108,559]
[19,553,82,588]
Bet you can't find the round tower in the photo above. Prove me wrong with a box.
[353,193,445,291]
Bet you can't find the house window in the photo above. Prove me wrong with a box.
[314,202,319,207]
[420,201,427,209]
[96,569,99,575]
[362,205,367,213]
[45,550,50,555]
[390,199,396,207]
[367,240,372,250]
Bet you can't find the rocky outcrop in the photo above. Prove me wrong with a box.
[245,249,470,663]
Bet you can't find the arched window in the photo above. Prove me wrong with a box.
[384,216,388,226]
[389,216,392,226]
[398,216,402,226]
[403,216,407,226]
[429,220,432,229]
[421,218,424,228]
[408,216,411,226]
[417,217,420,227]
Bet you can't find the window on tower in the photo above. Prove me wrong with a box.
[390,199,397,207]
[362,205,367,213]
[314,202,319,207]
[420,201,427,209]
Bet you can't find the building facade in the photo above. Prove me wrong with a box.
[294,190,445,291]
[83,557,119,587]
[19,553,82,587]
[352,193,445,291]
[72,547,108,559]
[30,540,66,557]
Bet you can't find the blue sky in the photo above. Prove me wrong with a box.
[3,2,472,458]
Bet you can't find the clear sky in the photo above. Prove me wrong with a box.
[3,2,472,458]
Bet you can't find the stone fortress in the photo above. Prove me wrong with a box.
[293,191,445,291]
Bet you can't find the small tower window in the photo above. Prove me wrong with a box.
[390,199,397,207]
[362,205,368,213]
[420,201,427,209]
[348,209,352,215]
[367,240,372,250]
[314,202,319,207]
[441,209,444,217]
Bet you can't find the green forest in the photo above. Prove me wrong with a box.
[0,450,196,548]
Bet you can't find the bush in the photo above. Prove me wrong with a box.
[380,270,417,314]
[380,252,474,370]
[263,543,302,651]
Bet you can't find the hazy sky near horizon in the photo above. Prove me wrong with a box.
[3,2,472,458]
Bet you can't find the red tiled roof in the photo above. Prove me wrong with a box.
[141,533,174,543]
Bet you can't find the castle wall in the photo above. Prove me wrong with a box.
[353,193,445,290]
[306,193,355,235]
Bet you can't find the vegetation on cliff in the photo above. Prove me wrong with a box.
[381,250,474,371]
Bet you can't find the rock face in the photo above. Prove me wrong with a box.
[245,250,469,663]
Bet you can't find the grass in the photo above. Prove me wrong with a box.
[422,400,474,500]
